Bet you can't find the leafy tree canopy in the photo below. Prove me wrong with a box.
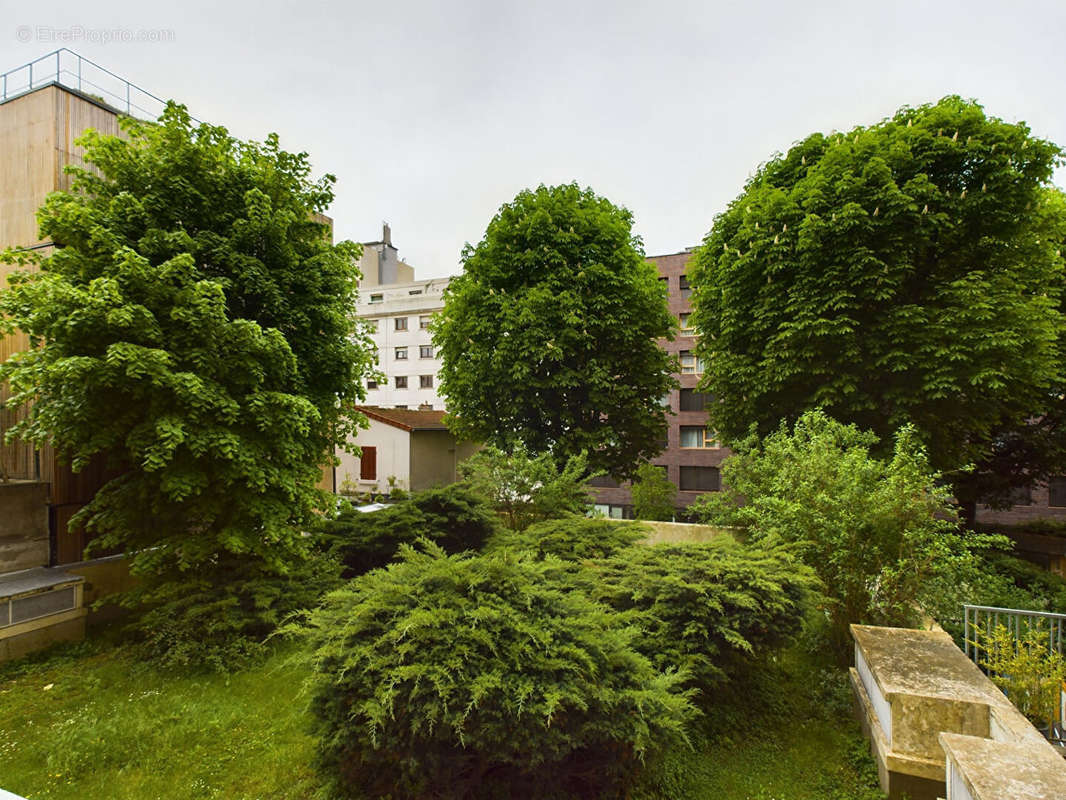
[0,103,374,583]
[688,96,1066,495]
[435,183,677,478]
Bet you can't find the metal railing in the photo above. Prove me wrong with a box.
[0,48,167,120]
[963,603,1066,662]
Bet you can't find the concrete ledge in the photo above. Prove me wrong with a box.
[941,731,1066,800]
[852,665,946,785]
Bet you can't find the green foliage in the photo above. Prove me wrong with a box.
[459,444,596,530]
[127,551,341,671]
[632,638,883,800]
[299,544,696,799]
[688,96,1066,502]
[590,539,814,690]
[691,410,1004,648]
[0,104,374,665]
[487,515,648,561]
[978,623,1066,727]
[320,484,500,576]
[435,183,677,478]
[631,463,677,521]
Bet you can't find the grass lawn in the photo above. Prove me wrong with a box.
[0,635,882,800]
[0,640,318,800]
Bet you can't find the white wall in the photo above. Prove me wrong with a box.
[336,418,411,495]
[356,277,450,410]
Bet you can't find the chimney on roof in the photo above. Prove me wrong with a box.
[419,402,433,411]
[383,222,392,246]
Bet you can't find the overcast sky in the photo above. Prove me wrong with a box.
[4,0,1066,278]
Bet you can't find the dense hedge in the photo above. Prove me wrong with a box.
[590,539,815,689]
[302,545,695,799]
[320,485,500,576]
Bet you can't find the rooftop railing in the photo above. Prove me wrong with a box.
[0,48,167,120]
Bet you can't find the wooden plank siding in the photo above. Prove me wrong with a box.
[1,85,123,561]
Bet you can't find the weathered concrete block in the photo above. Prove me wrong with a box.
[851,624,1000,800]
[0,481,50,573]
[941,731,1066,800]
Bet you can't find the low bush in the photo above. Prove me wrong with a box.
[320,484,500,576]
[486,515,647,560]
[300,544,696,799]
[590,539,815,690]
[128,550,340,672]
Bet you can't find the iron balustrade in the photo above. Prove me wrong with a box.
[963,603,1066,664]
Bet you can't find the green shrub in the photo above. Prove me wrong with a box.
[300,544,696,799]
[487,515,647,561]
[590,539,815,690]
[320,484,499,576]
[459,445,596,530]
[631,463,677,522]
[129,551,340,671]
[692,411,1006,650]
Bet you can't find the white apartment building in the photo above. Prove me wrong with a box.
[357,277,450,409]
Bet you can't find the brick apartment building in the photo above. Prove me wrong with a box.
[590,249,727,519]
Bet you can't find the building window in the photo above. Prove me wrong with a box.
[395,317,408,331]
[367,379,378,390]
[679,313,695,335]
[679,389,711,411]
[679,275,691,299]
[680,466,720,492]
[409,289,423,295]
[420,375,433,389]
[395,376,408,389]
[394,404,408,409]
[680,350,704,374]
[369,293,383,304]
[1049,477,1066,508]
[395,347,408,360]
[360,446,377,480]
[593,503,630,519]
[680,426,718,448]
[420,345,434,359]
[364,318,378,332]
[419,315,432,330]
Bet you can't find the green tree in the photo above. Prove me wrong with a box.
[434,183,677,478]
[630,462,677,521]
[458,444,596,530]
[690,411,1004,650]
[0,104,374,662]
[688,96,1066,513]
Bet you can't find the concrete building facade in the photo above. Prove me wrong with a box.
[357,223,415,288]
[356,276,450,410]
